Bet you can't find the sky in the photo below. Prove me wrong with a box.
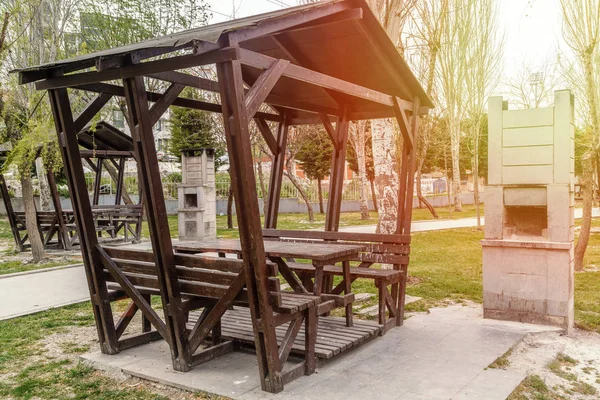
[204,0,567,97]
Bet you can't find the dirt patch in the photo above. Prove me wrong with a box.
[37,318,224,399]
[504,329,600,399]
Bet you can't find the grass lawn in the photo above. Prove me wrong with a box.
[1,203,600,398]
[0,260,80,276]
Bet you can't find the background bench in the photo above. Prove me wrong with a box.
[263,229,411,333]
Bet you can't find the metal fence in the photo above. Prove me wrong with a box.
[85,173,448,203]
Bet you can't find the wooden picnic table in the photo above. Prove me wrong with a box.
[174,239,364,326]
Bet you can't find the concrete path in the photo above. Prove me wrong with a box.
[82,305,561,400]
[0,264,88,321]
[4,206,598,320]
[340,206,600,234]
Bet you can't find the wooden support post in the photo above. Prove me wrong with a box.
[48,87,119,354]
[0,174,25,251]
[114,158,125,206]
[92,158,103,206]
[122,76,192,371]
[47,170,71,250]
[216,39,283,392]
[325,107,349,232]
[395,97,420,326]
[264,118,289,229]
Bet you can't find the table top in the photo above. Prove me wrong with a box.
[174,239,364,262]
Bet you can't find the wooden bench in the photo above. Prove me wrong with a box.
[100,246,320,383]
[92,205,143,243]
[14,211,78,249]
[263,229,411,333]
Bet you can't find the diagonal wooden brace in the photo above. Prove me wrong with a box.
[393,96,414,150]
[73,93,113,133]
[255,117,278,155]
[149,83,185,126]
[245,59,289,120]
[320,113,338,149]
[188,272,246,353]
[96,244,169,342]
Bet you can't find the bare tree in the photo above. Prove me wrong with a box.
[437,1,477,212]
[506,60,559,109]
[560,0,600,271]
[464,0,503,229]
[348,120,371,220]
[367,0,418,233]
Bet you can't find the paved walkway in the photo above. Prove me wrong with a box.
[0,264,87,321]
[82,305,561,399]
[340,206,599,234]
[3,206,598,320]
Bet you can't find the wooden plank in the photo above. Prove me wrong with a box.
[262,228,410,244]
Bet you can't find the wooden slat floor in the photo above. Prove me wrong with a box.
[188,307,382,359]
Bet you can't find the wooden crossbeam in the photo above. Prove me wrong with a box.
[36,47,239,91]
[239,48,395,107]
[244,59,289,120]
[75,82,283,123]
[73,93,112,133]
[393,97,413,150]
[149,83,185,126]
[254,117,278,155]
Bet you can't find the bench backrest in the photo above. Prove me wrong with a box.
[262,229,410,267]
[102,246,281,307]
[15,211,60,228]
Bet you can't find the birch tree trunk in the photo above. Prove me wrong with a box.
[284,159,314,223]
[35,157,51,211]
[257,157,267,211]
[355,121,370,219]
[372,118,399,233]
[575,156,593,271]
[21,173,44,261]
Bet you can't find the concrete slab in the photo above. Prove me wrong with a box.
[0,264,89,320]
[81,305,560,399]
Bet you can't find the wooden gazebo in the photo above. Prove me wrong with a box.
[0,123,142,251]
[14,0,431,393]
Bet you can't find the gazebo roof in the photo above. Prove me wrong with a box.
[78,121,134,153]
[15,0,432,122]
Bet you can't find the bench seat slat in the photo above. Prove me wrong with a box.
[286,262,402,280]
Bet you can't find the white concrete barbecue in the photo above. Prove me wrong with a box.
[178,148,217,241]
[482,90,574,332]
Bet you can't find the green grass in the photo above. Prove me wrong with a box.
[508,375,565,400]
[0,260,80,276]
[0,301,218,399]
